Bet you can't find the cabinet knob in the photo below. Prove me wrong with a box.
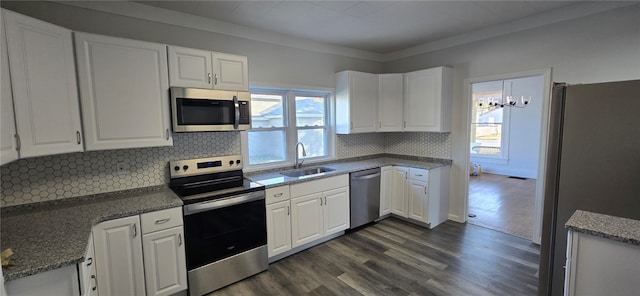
[208,73,212,84]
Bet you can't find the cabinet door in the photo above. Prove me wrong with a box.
[391,167,408,217]
[290,193,323,248]
[78,235,98,296]
[335,71,378,134]
[167,46,213,88]
[323,187,350,235]
[404,67,452,132]
[0,23,18,165]
[212,52,249,91]
[93,215,145,296]
[378,74,403,132]
[266,200,292,257]
[75,32,173,151]
[379,166,393,216]
[408,179,428,223]
[142,227,187,296]
[3,9,83,158]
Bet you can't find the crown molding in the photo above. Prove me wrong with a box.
[56,1,634,63]
[56,0,386,62]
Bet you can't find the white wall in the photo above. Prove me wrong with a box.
[384,4,640,222]
[0,1,383,90]
[471,75,545,179]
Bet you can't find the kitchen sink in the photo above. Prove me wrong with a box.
[280,166,335,178]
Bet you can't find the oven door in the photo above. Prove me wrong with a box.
[183,190,266,270]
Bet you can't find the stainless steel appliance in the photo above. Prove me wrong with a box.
[169,155,267,296]
[349,168,381,229]
[539,80,640,295]
[170,87,251,132]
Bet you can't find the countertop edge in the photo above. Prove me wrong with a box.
[2,187,183,282]
[565,210,640,246]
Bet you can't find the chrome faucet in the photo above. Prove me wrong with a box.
[294,142,307,169]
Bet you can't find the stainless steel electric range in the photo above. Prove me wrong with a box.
[169,155,267,296]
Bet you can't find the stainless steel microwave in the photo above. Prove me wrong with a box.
[170,87,251,132]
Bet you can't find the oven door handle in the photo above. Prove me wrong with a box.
[183,191,264,216]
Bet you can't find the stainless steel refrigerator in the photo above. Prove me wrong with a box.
[539,80,640,295]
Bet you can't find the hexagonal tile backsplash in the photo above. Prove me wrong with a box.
[0,132,450,207]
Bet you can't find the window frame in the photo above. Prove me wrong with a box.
[242,87,335,171]
[470,82,511,164]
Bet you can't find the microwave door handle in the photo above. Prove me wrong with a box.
[233,95,240,129]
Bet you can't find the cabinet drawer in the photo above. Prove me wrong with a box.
[141,207,183,234]
[409,168,429,182]
[266,185,290,204]
[290,175,349,197]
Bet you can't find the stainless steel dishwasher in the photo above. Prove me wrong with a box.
[349,168,381,229]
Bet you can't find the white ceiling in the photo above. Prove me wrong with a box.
[139,0,583,54]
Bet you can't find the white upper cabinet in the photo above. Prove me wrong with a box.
[377,73,404,132]
[75,32,173,150]
[404,67,453,132]
[3,9,83,158]
[168,45,249,91]
[0,22,19,165]
[212,52,249,91]
[167,46,212,89]
[335,70,378,134]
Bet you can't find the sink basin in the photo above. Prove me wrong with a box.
[280,166,335,178]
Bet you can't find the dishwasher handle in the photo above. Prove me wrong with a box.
[351,173,381,181]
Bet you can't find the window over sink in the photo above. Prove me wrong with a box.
[243,88,333,169]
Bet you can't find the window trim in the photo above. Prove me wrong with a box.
[242,87,335,172]
[469,82,512,162]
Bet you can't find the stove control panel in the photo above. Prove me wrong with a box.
[170,155,243,178]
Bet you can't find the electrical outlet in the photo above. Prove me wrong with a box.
[116,162,130,175]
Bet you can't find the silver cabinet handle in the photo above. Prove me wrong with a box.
[87,257,93,266]
[14,134,20,151]
[76,131,81,144]
[132,223,137,237]
[415,174,423,177]
[287,206,290,216]
[155,218,170,224]
[208,73,212,84]
[91,275,97,291]
[273,193,283,197]
[324,197,327,205]
[178,233,182,246]
[166,129,170,140]
[425,186,427,194]
[214,73,218,85]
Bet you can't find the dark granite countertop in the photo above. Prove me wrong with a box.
[565,210,640,246]
[0,186,182,281]
[247,154,451,187]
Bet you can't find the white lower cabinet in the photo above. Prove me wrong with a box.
[564,230,640,296]
[92,215,146,296]
[142,226,187,296]
[379,166,393,216]
[5,265,80,296]
[389,166,450,229]
[91,207,186,296]
[391,167,409,217]
[290,192,325,247]
[78,234,98,296]
[290,175,350,248]
[266,200,293,257]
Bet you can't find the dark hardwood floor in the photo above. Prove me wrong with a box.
[208,218,540,296]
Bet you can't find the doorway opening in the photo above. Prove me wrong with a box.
[466,73,547,241]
